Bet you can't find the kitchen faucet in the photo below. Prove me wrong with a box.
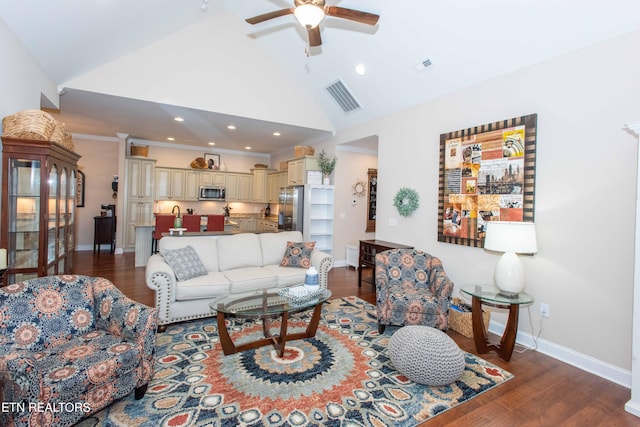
[171,205,182,228]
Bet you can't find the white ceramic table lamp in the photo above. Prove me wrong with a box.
[484,221,537,296]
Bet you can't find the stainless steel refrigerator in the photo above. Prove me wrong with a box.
[278,186,304,232]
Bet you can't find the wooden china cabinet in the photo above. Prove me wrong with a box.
[1,137,80,285]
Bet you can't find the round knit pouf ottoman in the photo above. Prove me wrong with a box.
[388,325,466,386]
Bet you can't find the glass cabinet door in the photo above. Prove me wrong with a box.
[8,158,41,281]
[47,164,58,268]
[57,168,67,273]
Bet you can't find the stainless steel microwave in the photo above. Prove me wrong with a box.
[198,186,225,201]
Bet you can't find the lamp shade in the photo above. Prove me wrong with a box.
[485,221,537,295]
[484,221,537,254]
[294,4,325,28]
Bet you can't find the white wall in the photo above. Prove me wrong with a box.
[0,19,59,237]
[62,12,334,133]
[332,147,377,263]
[73,137,120,249]
[330,30,640,373]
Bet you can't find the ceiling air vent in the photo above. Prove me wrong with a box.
[415,58,433,71]
[325,79,362,114]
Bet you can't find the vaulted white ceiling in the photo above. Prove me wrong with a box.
[2,0,639,154]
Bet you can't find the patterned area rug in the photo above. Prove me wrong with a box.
[77,297,512,426]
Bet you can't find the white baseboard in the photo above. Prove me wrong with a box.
[488,320,631,388]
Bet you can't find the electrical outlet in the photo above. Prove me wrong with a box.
[540,303,551,318]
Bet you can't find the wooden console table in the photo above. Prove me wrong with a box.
[358,239,413,287]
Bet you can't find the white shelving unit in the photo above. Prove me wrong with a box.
[304,185,334,255]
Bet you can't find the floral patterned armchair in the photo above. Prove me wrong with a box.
[375,249,454,333]
[0,275,158,427]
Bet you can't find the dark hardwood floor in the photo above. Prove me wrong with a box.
[72,251,638,426]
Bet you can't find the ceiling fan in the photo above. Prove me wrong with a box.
[245,0,380,47]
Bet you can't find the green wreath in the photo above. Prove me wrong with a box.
[393,187,420,217]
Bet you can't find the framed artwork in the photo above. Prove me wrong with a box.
[76,170,85,207]
[204,153,221,170]
[438,113,538,247]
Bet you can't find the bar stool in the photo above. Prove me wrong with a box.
[182,214,202,232]
[152,214,175,254]
[206,215,225,232]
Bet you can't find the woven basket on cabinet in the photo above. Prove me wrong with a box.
[2,109,56,141]
[294,145,315,157]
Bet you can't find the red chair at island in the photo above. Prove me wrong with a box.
[182,214,202,232]
[206,215,225,232]
[152,214,175,254]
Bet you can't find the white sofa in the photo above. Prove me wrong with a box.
[145,231,333,328]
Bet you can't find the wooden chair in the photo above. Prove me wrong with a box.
[206,215,225,232]
[152,214,175,254]
[182,214,202,232]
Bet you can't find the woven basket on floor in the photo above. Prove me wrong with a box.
[449,297,490,338]
[130,143,149,157]
[2,110,56,141]
[294,145,315,157]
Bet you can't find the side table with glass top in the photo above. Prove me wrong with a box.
[460,285,534,361]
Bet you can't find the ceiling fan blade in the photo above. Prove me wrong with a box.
[245,8,294,25]
[325,6,379,26]
[308,26,322,47]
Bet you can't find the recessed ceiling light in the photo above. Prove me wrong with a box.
[227,125,236,130]
[273,131,281,136]
[355,63,366,76]
[208,141,215,146]
[245,146,252,150]
[174,117,184,122]
[167,137,175,141]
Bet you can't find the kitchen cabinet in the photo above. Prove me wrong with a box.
[287,156,320,186]
[225,173,252,202]
[258,219,278,232]
[124,157,156,249]
[1,137,80,284]
[200,171,225,186]
[234,218,257,231]
[251,168,276,203]
[303,185,335,255]
[155,167,185,201]
[267,171,288,203]
[185,170,199,201]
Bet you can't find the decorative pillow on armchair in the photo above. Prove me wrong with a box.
[280,241,316,268]
[160,245,208,281]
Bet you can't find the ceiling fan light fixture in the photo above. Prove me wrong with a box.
[294,4,325,28]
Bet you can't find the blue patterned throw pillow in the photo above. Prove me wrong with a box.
[161,245,208,281]
[280,241,315,268]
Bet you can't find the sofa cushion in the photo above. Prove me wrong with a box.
[223,267,276,293]
[161,245,208,281]
[280,241,315,268]
[260,231,303,266]
[217,233,263,271]
[175,272,231,301]
[263,265,307,287]
[159,236,219,272]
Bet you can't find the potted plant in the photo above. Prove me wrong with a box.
[318,150,337,185]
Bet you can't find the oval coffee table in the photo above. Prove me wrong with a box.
[211,287,331,357]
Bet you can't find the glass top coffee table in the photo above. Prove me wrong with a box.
[211,286,331,357]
